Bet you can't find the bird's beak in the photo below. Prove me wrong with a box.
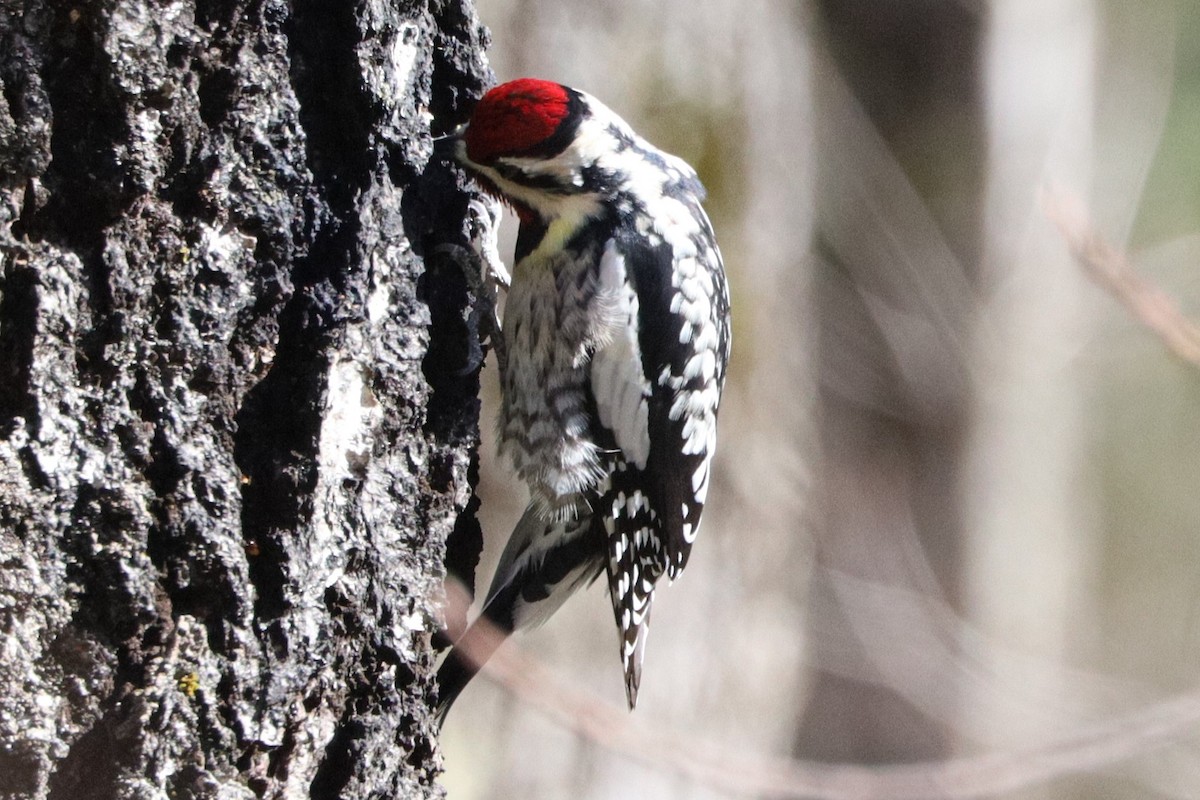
[433,124,467,161]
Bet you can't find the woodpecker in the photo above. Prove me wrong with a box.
[436,78,730,720]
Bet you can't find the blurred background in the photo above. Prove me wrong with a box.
[439,1,1200,798]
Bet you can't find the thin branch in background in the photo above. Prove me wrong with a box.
[1043,188,1200,367]
[442,603,1200,800]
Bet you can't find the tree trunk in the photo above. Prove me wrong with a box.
[0,1,490,797]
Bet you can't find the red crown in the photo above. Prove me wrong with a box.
[464,79,572,164]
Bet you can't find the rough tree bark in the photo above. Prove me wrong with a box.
[0,1,491,797]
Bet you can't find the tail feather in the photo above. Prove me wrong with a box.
[436,504,605,724]
[619,599,653,710]
[603,463,667,711]
[435,610,512,725]
[486,503,551,602]
[434,641,475,725]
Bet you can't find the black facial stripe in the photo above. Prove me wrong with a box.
[492,160,625,200]
[491,162,575,193]
[516,86,586,160]
[515,217,549,262]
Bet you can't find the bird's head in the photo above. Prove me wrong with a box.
[451,78,623,222]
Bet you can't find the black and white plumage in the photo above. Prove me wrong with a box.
[436,79,730,720]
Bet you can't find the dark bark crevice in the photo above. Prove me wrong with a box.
[33,8,132,255]
[45,709,126,800]
[0,256,37,431]
[288,0,375,234]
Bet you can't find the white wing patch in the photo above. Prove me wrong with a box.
[590,240,652,469]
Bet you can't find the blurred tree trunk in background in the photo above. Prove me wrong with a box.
[0,1,490,797]
[961,3,1100,785]
[797,0,986,763]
